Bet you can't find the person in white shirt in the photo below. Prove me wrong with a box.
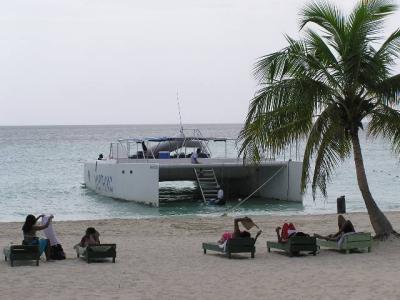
[191,148,201,164]
[208,185,225,205]
[217,186,224,201]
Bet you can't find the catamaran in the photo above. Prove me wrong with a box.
[83,128,303,207]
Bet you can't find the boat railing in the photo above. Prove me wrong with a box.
[107,128,244,161]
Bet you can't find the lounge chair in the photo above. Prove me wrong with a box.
[75,244,117,263]
[267,236,317,257]
[3,244,40,267]
[317,232,372,254]
[202,237,257,259]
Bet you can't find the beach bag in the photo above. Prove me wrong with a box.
[50,244,66,260]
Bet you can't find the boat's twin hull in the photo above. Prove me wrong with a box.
[84,159,304,207]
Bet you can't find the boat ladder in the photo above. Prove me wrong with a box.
[193,167,219,203]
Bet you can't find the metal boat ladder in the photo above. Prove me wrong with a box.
[193,167,219,203]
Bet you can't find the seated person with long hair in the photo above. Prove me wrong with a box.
[314,215,355,241]
[22,214,54,260]
[79,227,100,247]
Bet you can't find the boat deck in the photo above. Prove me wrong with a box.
[115,158,288,167]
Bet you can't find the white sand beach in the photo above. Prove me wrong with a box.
[1,212,400,300]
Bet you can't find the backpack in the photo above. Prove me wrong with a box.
[50,244,66,260]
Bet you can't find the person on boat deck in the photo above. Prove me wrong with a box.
[22,214,54,260]
[191,148,201,164]
[79,227,100,247]
[314,215,355,241]
[98,153,104,160]
[218,217,261,244]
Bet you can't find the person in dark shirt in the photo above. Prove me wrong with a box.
[314,215,355,241]
[79,227,100,247]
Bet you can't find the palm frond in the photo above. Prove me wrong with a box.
[299,1,346,52]
[301,104,338,192]
[368,104,400,154]
[238,77,334,161]
[348,0,396,41]
[311,122,352,198]
[373,74,400,105]
[343,0,398,85]
[375,28,400,64]
[254,36,342,92]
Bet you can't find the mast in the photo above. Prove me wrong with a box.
[176,90,184,134]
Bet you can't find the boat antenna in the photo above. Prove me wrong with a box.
[176,90,184,134]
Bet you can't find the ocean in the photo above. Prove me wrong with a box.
[0,124,399,222]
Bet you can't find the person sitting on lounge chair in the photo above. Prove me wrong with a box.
[79,227,100,247]
[314,215,355,241]
[22,214,54,260]
[218,217,261,244]
[275,222,309,243]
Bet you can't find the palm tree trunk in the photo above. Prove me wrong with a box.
[351,130,395,239]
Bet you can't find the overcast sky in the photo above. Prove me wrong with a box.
[0,0,399,126]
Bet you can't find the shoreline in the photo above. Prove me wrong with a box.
[3,208,400,224]
[2,212,400,299]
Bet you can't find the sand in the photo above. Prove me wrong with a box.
[1,212,400,300]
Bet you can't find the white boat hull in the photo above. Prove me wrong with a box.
[84,160,160,206]
[83,158,303,207]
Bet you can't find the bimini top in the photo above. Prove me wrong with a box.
[109,128,235,160]
[118,136,232,143]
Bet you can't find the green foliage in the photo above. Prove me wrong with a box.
[239,0,400,198]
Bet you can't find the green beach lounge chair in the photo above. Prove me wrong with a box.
[267,236,318,257]
[3,244,40,267]
[75,244,117,263]
[202,237,257,259]
[317,232,372,254]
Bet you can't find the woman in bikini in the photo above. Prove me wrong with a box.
[22,214,54,260]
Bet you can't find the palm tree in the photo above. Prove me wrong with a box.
[238,0,400,239]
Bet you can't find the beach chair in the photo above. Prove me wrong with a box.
[317,232,372,254]
[75,244,117,263]
[202,237,257,259]
[3,244,40,267]
[267,236,317,257]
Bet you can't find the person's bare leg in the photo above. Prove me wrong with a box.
[254,230,262,240]
[314,234,338,241]
[276,227,282,243]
